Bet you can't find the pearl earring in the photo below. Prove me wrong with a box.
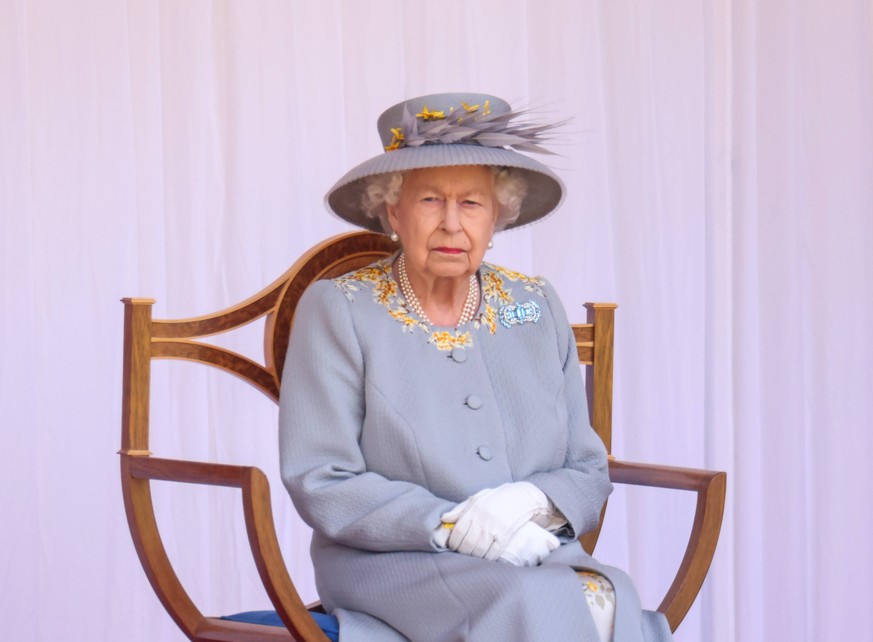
[390,232,399,243]
[487,239,494,249]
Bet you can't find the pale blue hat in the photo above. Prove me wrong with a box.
[326,92,566,232]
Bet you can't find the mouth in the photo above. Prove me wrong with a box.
[434,247,465,255]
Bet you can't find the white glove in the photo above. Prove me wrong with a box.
[499,521,560,567]
[440,482,551,560]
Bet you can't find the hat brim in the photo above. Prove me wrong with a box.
[325,144,565,233]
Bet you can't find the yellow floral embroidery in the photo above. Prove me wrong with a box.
[481,271,513,307]
[334,263,393,300]
[333,259,545,352]
[488,264,546,296]
[389,307,427,332]
[429,331,473,351]
[373,278,398,305]
[474,303,498,334]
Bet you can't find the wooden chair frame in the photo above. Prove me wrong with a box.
[120,231,725,641]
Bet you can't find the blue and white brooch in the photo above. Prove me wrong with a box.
[499,300,542,328]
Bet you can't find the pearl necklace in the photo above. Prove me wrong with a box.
[397,252,479,328]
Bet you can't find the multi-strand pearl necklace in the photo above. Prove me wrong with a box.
[397,252,479,328]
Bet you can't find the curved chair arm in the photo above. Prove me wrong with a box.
[607,459,726,632]
[122,454,329,642]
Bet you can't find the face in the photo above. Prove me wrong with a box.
[387,165,497,283]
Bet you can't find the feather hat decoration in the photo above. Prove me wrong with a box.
[326,92,566,232]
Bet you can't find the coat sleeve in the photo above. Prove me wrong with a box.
[523,281,614,539]
[279,280,455,553]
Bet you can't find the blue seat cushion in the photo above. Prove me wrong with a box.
[221,610,339,641]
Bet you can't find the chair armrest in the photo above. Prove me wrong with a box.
[607,458,726,633]
[123,455,329,642]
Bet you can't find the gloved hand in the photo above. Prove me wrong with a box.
[499,521,560,567]
[440,481,552,560]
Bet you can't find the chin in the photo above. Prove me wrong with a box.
[432,268,469,280]
[429,261,474,278]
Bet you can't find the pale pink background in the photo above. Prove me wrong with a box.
[2,1,871,640]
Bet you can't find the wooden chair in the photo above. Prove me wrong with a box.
[120,230,726,641]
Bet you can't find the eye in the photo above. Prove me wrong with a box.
[462,199,482,207]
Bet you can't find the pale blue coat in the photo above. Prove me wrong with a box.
[279,257,672,642]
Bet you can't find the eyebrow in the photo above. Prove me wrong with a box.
[413,184,491,197]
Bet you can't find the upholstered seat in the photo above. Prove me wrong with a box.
[222,611,339,641]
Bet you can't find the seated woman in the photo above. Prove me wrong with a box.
[279,92,673,642]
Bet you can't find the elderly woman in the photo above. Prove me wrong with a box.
[279,93,672,642]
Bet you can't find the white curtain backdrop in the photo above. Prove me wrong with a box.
[2,1,872,640]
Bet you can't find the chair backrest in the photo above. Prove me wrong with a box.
[120,230,617,640]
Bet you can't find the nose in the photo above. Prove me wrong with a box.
[441,201,462,233]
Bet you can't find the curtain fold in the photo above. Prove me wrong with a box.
[2,1,871,639]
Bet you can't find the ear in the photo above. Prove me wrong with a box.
[386,202,400,232]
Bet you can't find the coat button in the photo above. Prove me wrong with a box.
[450,348,468,363]
[465,394,483,410]
[477,446,493,461]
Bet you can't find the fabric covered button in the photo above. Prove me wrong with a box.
[465,395,483,410]
[476,446,493,461]
[450,348,468,363]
